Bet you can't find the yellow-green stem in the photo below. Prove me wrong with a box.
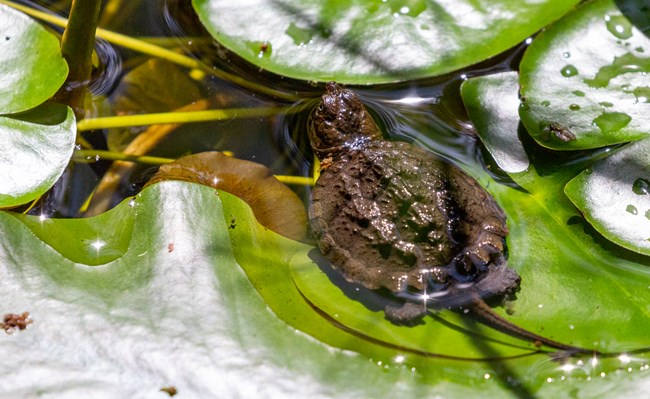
[73,150,315,186]
[77,107,288,131]
[73,150,174,165]
[274,175,315,186]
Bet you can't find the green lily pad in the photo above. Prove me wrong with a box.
[192,0,580,83]
[519,0,650,150]
[461,72,529,174]
[14,197,135,265]
[459,69,650,378]
[0,182,366,397]
[463,71,610,217]
[0,3,68,114]
[1,181,650,396]
[0,182,526,397]
[0,103,76,208]
[289,178,650,386]
[463,71,615,232]
[465,70,650,257]
[565,138,650,255]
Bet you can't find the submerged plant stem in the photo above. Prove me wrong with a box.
[73,150,174,166]
[76,106,289,131]
[75,151,314,188]
[84,99,211,216]
[273,175,315,186]
[0,0,300,102]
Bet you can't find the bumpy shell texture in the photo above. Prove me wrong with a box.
[309,83,518,301]
[311,140,510,292]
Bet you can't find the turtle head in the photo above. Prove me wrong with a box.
[308,82,382,161]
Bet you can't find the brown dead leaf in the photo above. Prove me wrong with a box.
[146,152,307,241]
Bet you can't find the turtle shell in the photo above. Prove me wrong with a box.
[306,84,599,355]
[309,139,517,300]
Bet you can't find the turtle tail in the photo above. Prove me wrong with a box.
[469,298,599,357]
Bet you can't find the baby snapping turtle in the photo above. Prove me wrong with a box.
[308,82,593,354]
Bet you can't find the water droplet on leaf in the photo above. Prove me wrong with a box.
[626,204,638,215]
[605,15,633,40]
[388,0,427,17]
[569,104,580,111]
[561,64,579,77]
[633,178,650,195]
[592,112,632,134]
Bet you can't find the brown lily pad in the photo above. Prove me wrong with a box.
[147,152,307,241]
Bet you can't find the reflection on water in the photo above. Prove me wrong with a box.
[88,38,122,98]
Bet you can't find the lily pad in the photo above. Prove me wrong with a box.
[286,144,650,394]
[463,71,616,232]
[2,181,650,396]
[0,182,371,398]
[519,0,650,150]
[465,71,650,256]
[0,103,76,208]
[192,0,580,83]
[14,197,135,265]
[460,69,650,363]
[0,182,532,397]
[565,138,650,255]
[0,3,68,114]
[461,72,529,174]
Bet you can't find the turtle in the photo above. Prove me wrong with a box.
[308,82,595,355]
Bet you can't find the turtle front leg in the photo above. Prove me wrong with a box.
[384,301,428,325]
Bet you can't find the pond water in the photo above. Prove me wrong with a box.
[28,0,524,218]
[16,0,650,396]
